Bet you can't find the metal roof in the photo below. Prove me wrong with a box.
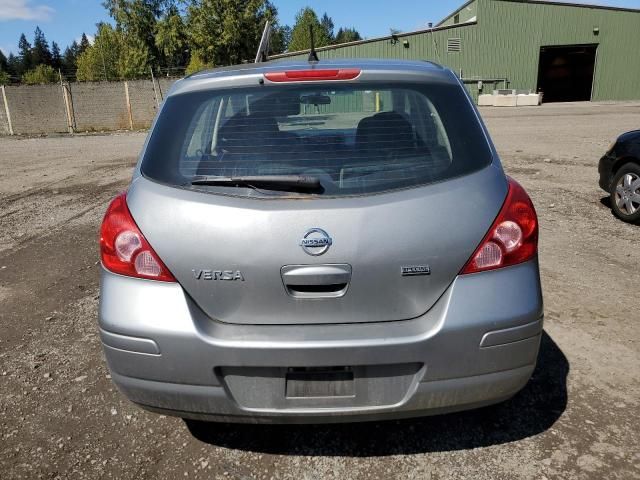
[270,21,477,60]
[496,0,640,13]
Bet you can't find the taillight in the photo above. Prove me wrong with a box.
[264,69,361,82]
[99,193,176,282]
[461,177,538,274]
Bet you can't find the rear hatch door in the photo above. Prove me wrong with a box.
[127,167,506,325]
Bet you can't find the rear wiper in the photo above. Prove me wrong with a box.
[190,175,322,193]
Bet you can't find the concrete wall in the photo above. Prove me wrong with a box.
[71,81,130,132]
[0,77,180,135]
[5,84,69,134]
[127,79,159,129]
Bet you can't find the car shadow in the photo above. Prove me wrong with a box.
[600,196,612,209]
[185,331,568,456]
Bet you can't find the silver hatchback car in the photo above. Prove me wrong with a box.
[99,59,543,423]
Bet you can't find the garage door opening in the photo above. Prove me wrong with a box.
[537,45,598,103]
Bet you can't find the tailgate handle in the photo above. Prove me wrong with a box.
[281,264,352,298]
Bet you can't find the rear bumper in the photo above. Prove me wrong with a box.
[112,364,535,424]
[98,259,544,423]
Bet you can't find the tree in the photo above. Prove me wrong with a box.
[288,8,332,52]
[76,22,152,80]
[185,54,212,75]
[79,33,91,54]
[155,5,188,69]
[102,0,167,66]
[270,24,291,55]
[118,34,150,78]
[22,64,58,84]
[18,33,33,74]
[62,41,80,73]
[76,23,120,81]
[7,53,21,78]
[334,27,361,44]
[320,13,334,42]
[186,0,278,66]
[0,50,9,85]
[32,26,52,66]
[51,41,62,70]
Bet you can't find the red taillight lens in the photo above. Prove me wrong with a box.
[264,68,361,82]
[461,177,538,274]
[100,193,176,282]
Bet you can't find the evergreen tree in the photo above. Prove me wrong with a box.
[76,22,151,81]
[62,41,80,73]
[18,33,33,73]
[102,0,166,66]
[270,24,291,55]
[185,54,212,75]
[288,8,332,52]
[0,50,8,85]
[334,27,362,44]
[186,0,278,66]
[32,26,53,66]
[0,49,7,72]
[320,13,334,42]
[118,34,150,78]
[51,41,62,70]
[155,5,188,69]
[79,33,91,54]
[7,53,21,78]
[76,24,120,81]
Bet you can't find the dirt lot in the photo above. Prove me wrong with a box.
[1,102,639,479]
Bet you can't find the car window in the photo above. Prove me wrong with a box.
[142,82,492,197]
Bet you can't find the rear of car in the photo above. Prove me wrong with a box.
[98,60,543,423]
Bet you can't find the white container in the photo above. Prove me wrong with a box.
[478,94,495,106]
[494,94,518,107]
[516,94,542,106]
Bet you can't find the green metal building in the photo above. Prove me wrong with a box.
[272,0,640,103]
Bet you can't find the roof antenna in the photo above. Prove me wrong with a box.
[308,25,319,63]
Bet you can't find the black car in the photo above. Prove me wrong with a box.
[599,130,640,224]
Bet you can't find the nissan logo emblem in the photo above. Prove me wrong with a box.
[300,228,333,256]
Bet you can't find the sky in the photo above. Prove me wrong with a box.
[1,0,640,57]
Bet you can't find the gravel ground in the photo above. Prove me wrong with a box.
[0,102,639,479]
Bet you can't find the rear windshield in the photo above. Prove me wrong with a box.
[141,81,492,197]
